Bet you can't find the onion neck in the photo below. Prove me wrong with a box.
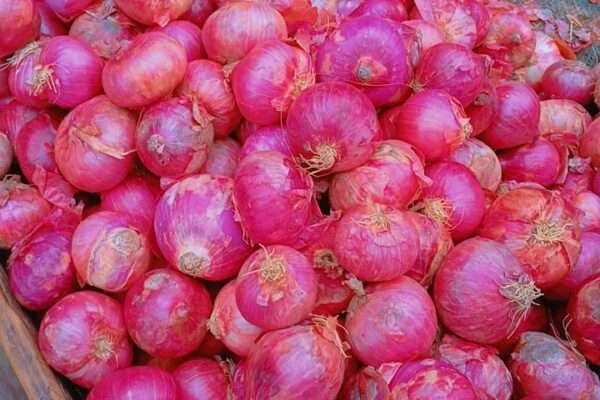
[3,41,40,68]
[528,220,567,246]
[500,275,543,336]
[297,143,338,176]
[412,198,453,227]
[31,65,57,96]
[94,335,114,361]
[110,228,141,256]
[259,250,287,283]
[179,250,209,277]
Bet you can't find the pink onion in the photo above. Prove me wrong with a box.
[114,0,192,26]
[0,133,11,178]
[182,0,216,27]
[542,60,595,105]
[567,276,600,365]
[538,99,591,139]
[559,157,594,198]
[200,138,240,177]
[36,0,67,37]
[173,358,230,400]
[449,138,501,192]
[412,0,477,49]
[514,31,563,91]
[594,170,600,196]
[571,191,600,233]
[581,118,600,168]
[465,79,497,136]
[492,302,548,356]
[339,367,389,400]
[0,99,39,143]
[44,0,96,20]
[0,66,8,98]
[396,22,421,68]
[88,366,178,400]
[499,138,561,187]
[0,0,40,57]
[155,174,251,280]
[401,19,444,53]
[152,20,205,61]
[38,291,133,388]
[350,0,407,21]
[239,126,290,159]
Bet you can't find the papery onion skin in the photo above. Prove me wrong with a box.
[499,138,561,188]
[514,31,562,91]
[182,0,216,27]
[44,0,96,20]
[36,0,68,37]
[202,1,287,64]
[124,268,212,358]
[350,0,407,21]
[315,16,410,107]
[538,99,591,139]
[571,191,600,233]
[339,367,390,400]
[541,60,595,105]
[38,291,133,388]
[411,0,478,49]
[152,20,206,61]
[244,318,346,399]
[580,118,600,168]
[434,237,541,344]
[391,89,470,162]
[480,82,540,150]
[239,126,290,159]
[567,276,600,365]
[155,174,251,281]
[0,0,40,57]
[88,366,178,400]
[330,140,429,211]
[396,23,421,69]
[509,332,600,399]
[449,138,501,192]
[438,334,513,400]
[286,82,380,175]
[72,210,151,292]
[55,95,135,192]
[103,32,187,109]
[480,187,580,289]
[200,138,240,177]
[176,59,241,138]
[235,245,317,330]
[401,19,444,53]
[0,99,39,143]
[233,151,314,246]
[346,277,437,366]
[114,0,193,26]
[173,358,229,400]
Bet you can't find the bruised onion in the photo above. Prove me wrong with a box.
[542,60,595,105]
[499,138,561,187]
[38,291,133,388]
[114,0,192,26]
[448,138,501,192]
[174,358,230,400]
[580,118,600,168]
[538,99,591,139]
[567,276,600,365]
[0,0,40,57]
[152,20,206,61]
[239,126,290,159]
[182,0,215,26]
[88,366,178,400]
[339,367,389,400]
[200,138,240,177]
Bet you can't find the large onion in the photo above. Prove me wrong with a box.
[499,138,561,187]
[0,0,40,57]
[114,0,192,26]
[542,60,595,105]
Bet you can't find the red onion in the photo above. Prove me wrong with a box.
[173,358,230,400]
[580,119,600,168]
[152,20,205,61]
[401,19,444,53]
[567,276,600,365]
[55,95,136,192]
[339,367,389,400]
[0,134,11,178]
[438,335,513,400]
[239,126,290,159]
[510,332,599,398]
[8,207,79,310]
[202,2,287,64]
[69,1,139,59]
[462,0,490,46]
[233,40,313,125]
[182,0,215,27]
[542,60,595,105]
[38,291,133,388]
[0,0,40,57]
[396,22,421,69]
[594,170,600,196]
[287,82,380,175]
[236,119,261,143]
[103,32,187,109]
[196,331,225,357]
[114,0,192,26]
[45,0,96,20]
[200,138,240,177]
[350,0,407,21]
[232,360,246,399]
[236,245,317,330]
[155,174,251,280]
[413,43,487,107]
[315,16,410,107]
[571,191,600,233]
[0,68,8,99]
[0,177,50,248]
[345,277,437,366]
[244,317,346,398]
[413,0,477,49]
[449,138,501,192]
[538,99,591,139]
[434,237,542,344]
[36,0,67,37]
[88,366,178,400]
[124,268,212,358]
[0,99,39,143]
[391,89,470,162]
[499,138,561,187]
[389,359,480,399]
[492,302,548,356]
[233,151,314,245]
[479,82,540,150]
[330,140,429,211]
[559,157,594,198]
[514,32,563,91]
[465,79,497,136]
[176,59,242,138]
[414,161,485,242]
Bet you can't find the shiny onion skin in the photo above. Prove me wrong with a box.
[339,367,389,400]
[154,175,251,281]
[415,161,485,242]
[0,178,50,249]
[55,95,136,192]
[330,140,429,211]
[233,40,314,125]
[136,98,214,179]
[124,268,212,358]
[0,134,11,179]
[438,335,513,400]
[350,0,407,21]
[391,89,470,162]
[239,126,291,159]
[413,43,487,107]
[542,60,595,105]
[434,237,542,345]
[176,59,242,138]
[88,366,178,400]
[0,99,39,143]
[509,332,600,399]
[479,82,540,150]
[244,318,346,399]
[405,212,453,288]
[401,19,444,53]
[389,359,480,400]
[334,204,418,282]
[580,118,600,168]
[36,0,68,37]
[102,32,187,109]
[538,99,591,139]
[235,245,317,330]
[499,138,561,188]
[44,0,96,20]
[202,1,288,64]
[114,0,192,26]
[568,276,600,365]
[233,151,314,246]
[465,79,497,136]
[38,291,133,388]
[208,280,262,357]
[315,16,410,107]
[396,23,421,69]
[200,138,240,177]
[514,32,562,91]
[449,138,501,192]
[182,0,216,27]
[0,0,40,58]
[479,187,580,289]
[152,20,206,61]
[286,82,380,175]
[72,210,151,292]
[345,277,437,366]
[173,358,230,400]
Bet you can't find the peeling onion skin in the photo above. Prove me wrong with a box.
[123,268,212,358]
[538,99,591,139]
[499,138,561,188]
[114,0,193,26]
[449,138,501,192]
[38,291,133,388]
[173,358,230,400]
[513,31,562,91]
[541,60,596,106]
[345,277,437,366]
[401,19,444,53]
[567,276,600,366]
[339,367,389,400]
[200,138,240,177]
[580,118,600,168]
[0,0,40,58]
[88,366,178,400]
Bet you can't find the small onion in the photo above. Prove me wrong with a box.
[36,0,68,37]
[239,126,291,159]
[114,0,193,26]
[514,31,563,91]
[541,60,595,105]
[580,118,600,168]
[538,99,591,139]
[235,245,317,330]
[124,268,212,358]
[567,276,600,365]
[339,367,389,400]
[103,32,187,109]
[200,138,240,177]
[38,291,133,388]
[152,20,206,61]
[0,0,40,58]
[401,19,444,53]
[173,358,230,400]
[571,191,600,233]
[182,0,216,27]
[449,138,501,192]
[499,138,561,187]
[350,0,407,21]
[0,99,39,143]
[44,0,96,20]
[345,277,437,366]
[88,366,178,400]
